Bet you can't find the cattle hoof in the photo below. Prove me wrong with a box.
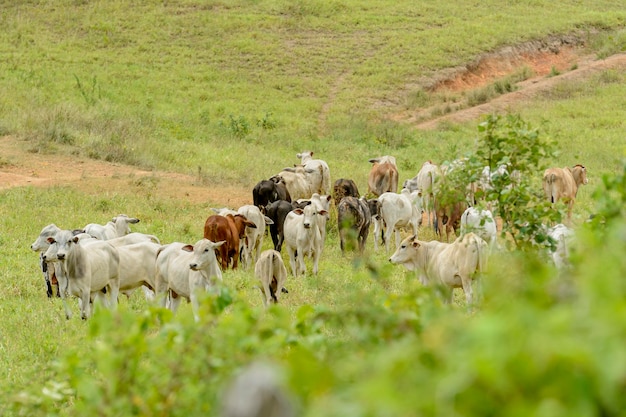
[281,287,289,294]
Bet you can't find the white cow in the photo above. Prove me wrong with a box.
[106,232,161,246]
[404,161,440,228]
[460,207,497,252]
[83,214,140,240]
[547,223,575,271]
[389,233,488,305]
[115,241,162,295]
[43,229,121,319]
[297,151,331,195]
[254,249,288,307]
[377,189,423,253]
[155,239,225,322]
[275,165,316,201]
[238,205,274,269]
[283,204,327,276]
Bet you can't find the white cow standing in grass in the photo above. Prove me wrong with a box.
[155,239,225,322]
[283,204,327,276]
[254,249,289,307]
[83,214,140,240]
[389,233,488,305]
[43,229,121,320]
[297,151,331,195]
[377,188,422,253]
[460,207,498,252]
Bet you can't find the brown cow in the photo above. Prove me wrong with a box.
[543,164,588,221]
[203,214,256,270]
[434,200,466,242]
[367,156,399,197]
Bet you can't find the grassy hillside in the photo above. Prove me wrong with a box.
[1,0,625,185]
[1,1,626,415]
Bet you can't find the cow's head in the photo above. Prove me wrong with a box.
[389,235,420,269]
[186,239,226,271]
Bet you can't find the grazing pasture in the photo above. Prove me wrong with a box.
[0,1,626,416]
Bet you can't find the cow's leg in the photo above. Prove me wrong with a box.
[312,250,320,275]
[79,291,91,320]
[108,277,120,311]
[297,250,307,276]
[169,292,182,313]
[384,224,394,253]
[287,247,298,277]
[461,275,474,306]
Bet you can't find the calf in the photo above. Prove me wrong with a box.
[283,204,328,276]
[367,155,399,197]
[460,207,497,252]
[377,189,422,253]
[155,239,225,322]
[389,233,488,305]
[333,178,360,207]
[43,229,121,319]
[543,164,588,221]
[337,196,371,254]
[297,151,331,195]
[254,249,289,307]
[262,200,293,252]
[83,214,140,240]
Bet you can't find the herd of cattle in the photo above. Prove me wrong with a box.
[29,151,588,320]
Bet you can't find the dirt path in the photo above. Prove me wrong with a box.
[0,137,251,207]
[414,52,626,129]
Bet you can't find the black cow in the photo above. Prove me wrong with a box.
[261,200,294,252]
[253,179,291,208]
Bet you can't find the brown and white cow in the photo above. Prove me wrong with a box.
[543,164,588,221]
[389,233,488,305]
[367,155,399,197]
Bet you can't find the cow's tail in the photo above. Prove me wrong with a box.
[268,251,277,303]
[376,170,392,196]
[545,173,558,203]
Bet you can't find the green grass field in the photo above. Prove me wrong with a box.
[1,1,626,415]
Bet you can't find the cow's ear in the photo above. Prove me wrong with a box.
[324,195,331,202]
[294,208,304,215]
[212,240,226,248]
[72,236,80,243]
[319,210,328,217]
[412,240,420,248]
[46,237,55,244]
[264,216,274,225]
[182,245,194,252]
